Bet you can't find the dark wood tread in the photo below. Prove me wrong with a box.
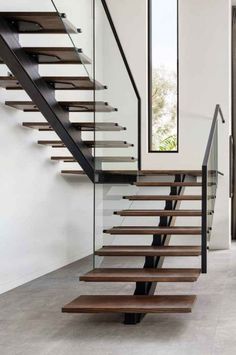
[38,140,134,148]
[22,122,125,132]
[24,47,91,64]
[51,156,137,163]
[101,170,202,176]
[0,12,79,34]
[114,209,202,217]
[0,76,106,90]
[57,170,202,176]
[61,170,86,175]
[134,182,202,187]
[123,195,202,201]
[80,268,201,282]
[0,48,91,65]
[62,170,86,175]
[6,101,117,113]
[95,245,201,257]
[62,295,197,314]
[103,226,201,235]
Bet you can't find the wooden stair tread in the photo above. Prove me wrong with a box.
[62,295,197,314]
[6,101,117,113]
[123,195,202,201]
[0,48,91,65]
[51,156,137,163]
[38,140,134,148]
[95,245,201,257]
[80,268,201,282]
[61,170,88,175]
[114,209,202,217]
[0,76,105,90]
[134,182,202,187]
[0,12,78,34]
[100,170,202,176]
[62,170,85,175]
[104,226,201,235]
[57,170,202,176]
[24,47,91,64]
[22,121,125,131]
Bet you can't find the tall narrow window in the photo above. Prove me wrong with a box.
[149,0,178,152]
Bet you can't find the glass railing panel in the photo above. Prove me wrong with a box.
[202,112,222,273]
[93,1,140,267]
[94,0,139,172]
[49,0,95,176]
[51,0,94,78]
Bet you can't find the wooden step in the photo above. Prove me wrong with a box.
[51,156,137,163]
[6,101,117,113]
[24,47,91,64]
[103,226,201,235]
[0,12,79,34]
[95,245,201,257]
[62,295,197,314]
[61,170,87,175]
[100,170,202,176]
[0,76,106,90]
[0,48,90,65]
[134,182,202,187]
[56,169,201,178]
[123,195,202,201]
[38,140,134,148]
[62,170,86,175]
[38,140,65,148]
[114,209,202,217]
[22,122,125,132]
[80,268,201,282]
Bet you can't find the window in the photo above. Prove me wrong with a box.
[148,0,179,152]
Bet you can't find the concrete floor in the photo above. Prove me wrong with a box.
[0,244,236,355]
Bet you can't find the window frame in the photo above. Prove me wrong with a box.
[148,0,179,153]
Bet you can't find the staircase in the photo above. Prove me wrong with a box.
[0,3,225,324]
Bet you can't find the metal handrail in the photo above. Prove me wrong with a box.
[202,105,225,168]
[201,104,225,273]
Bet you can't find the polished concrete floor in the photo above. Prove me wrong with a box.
[0,244,236,355]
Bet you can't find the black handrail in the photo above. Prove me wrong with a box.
[100,0,142,170]
[202,104,225,273]
[202,105,225,167]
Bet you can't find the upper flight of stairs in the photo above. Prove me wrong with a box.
[0,9,136,178]
[0,10,205,322]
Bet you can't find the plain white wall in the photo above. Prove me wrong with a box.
[107,0,231,249]
[0,0,232,294]
[0,0,94,294]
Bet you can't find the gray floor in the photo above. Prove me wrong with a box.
[1,245,236,355]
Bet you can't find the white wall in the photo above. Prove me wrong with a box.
[0,0,94,294]
[107,0,231,249]
[0,0,232,294]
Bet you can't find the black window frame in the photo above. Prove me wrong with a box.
[148,0,179,153]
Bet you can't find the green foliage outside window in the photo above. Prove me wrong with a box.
[151,67,177,152]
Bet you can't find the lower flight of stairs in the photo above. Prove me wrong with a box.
[62,171,202,322]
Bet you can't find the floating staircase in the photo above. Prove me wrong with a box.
[0,6,224,324]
